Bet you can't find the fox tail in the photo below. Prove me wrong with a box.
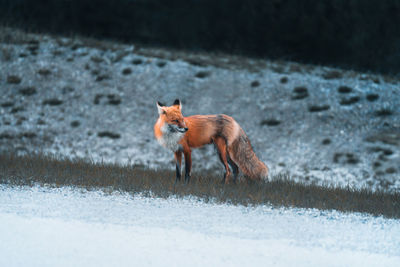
[227,128,269,181]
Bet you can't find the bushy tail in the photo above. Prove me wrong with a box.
[227,129,269,181]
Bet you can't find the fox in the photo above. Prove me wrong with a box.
[154,99,269,184]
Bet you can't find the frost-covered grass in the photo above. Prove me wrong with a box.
[1,152,399,219]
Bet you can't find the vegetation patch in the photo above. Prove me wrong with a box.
[20,132,37,139]
[366,93,379,102]
[337,86,352,94]
[385,167,397,174]
[333,153,359,165]
[368,147,393,156]
[95,94,121,105]
[94,94,103,105]
[122,67,132,75]
[157,61,167,68]
[291,86,309,100]
[308,105,330,112]
[251,80,260,87]
[373,161,381,169]
[10,106,24,113]
[27,44,39,55]
[322,138,331,145]
[195,71,210,79]
[322,70,342,80]
[70,120,80,128]
[107,94,121,105]
[186,58,207,67]
[260,119,281,126]
[289,64,302,73]
[280,76,288,83]
[43,98,63,106]
[37,68,51,76]
[95,74,111,82]
[19,87,37,96]
[1,101,14,108]
[0,152,399,219]
[375,109,393,117]
[340,96,360,106]
[132,58,143,65]
[1,46,12,61]
[90,55,104,63]
[0,133,14,139]
[366,132,399,146]
[97,131,121,139]
[62,86,74,94]
[7,75,22,84]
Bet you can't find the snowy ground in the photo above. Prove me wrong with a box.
[0,185,399,267]
[1,27,400,191]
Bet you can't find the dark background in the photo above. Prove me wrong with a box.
[1,0,400,75]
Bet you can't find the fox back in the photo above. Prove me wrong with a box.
[154,99,268,183]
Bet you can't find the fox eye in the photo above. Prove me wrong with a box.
[174,119,179,123]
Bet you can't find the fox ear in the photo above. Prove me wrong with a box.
[157,102,166,115]
[173,99,182,110]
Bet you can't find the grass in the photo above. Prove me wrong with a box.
[0,152,399,219]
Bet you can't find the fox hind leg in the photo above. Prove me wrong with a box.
[214,137,232,184]
[227,156,239,183]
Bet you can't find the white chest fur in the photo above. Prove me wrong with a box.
[157,124,185,152]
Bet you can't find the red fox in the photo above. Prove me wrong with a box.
[154,99,269,184]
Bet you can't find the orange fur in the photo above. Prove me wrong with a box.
[154,99,268,183]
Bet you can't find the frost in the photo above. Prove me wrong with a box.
[0,185,399,266]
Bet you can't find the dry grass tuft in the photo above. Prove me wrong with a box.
[0,153,399,218]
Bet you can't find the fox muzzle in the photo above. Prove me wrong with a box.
[168,124,188,133]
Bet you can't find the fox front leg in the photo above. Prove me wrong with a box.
[184,149,192,183]
[174,151,182,183]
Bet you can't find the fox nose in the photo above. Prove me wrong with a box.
[184,127,188,132]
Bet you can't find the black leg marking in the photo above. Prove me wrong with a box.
[184,172,191,184]
[184,161,191,184]
[175,163,181,183]
[228,156,239,183]
[216,150,227,183]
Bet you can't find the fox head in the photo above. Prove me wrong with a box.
[157,99,188,133]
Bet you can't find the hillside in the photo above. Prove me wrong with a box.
[1,27,399,191]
